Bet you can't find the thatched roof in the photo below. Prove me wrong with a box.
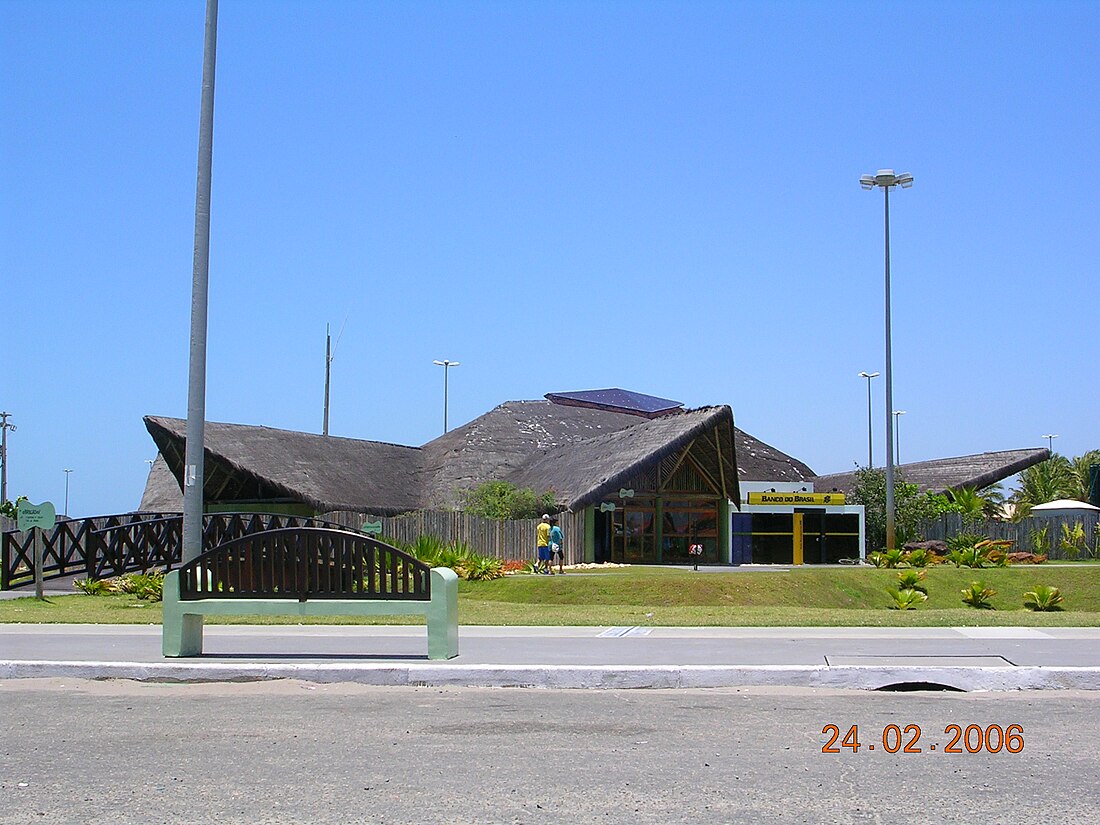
[138,454,183,512]
[812,448,1051,496]
[141,397,814,514]
[145,416,422,515]
[734,429,816,483]
[506,405,738,510]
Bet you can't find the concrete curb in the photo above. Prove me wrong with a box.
[3,660,1100,691]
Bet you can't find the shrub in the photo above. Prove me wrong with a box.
[402,535,449,566]
[954,547,987,569]
[73,578,111,596]
[902,548,936,568]
[961,581,996,609]
[117,572,165,601]
[1059,522,1088,560]
[1028,525,1051,556]
[1023,585,1064,612]
[896,569,927,593]
[77,572,166,600]
[462,480,557,520]
[946,533,988,554]
[870,549,907,568]
[464,554,505,581]
[889,589,928,610]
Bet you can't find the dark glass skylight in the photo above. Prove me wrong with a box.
[545,389,684,418]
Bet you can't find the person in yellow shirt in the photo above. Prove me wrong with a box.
[536,514,552,574]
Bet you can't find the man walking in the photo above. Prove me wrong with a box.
[549,517,565,574]
[536,514,552,574]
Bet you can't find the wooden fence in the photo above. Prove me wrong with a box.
[2,512,361,590]
[320,510,586,565]
[917,512,1100,560]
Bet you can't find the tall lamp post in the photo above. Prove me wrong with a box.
[893,411,907,465]
[861,168,913,551]
[183,0,219,565]
[1042,433,1058,454]
[0,412,14,505]
[858,372,879,468]
[63,469,73,517]
[433,360,460,433]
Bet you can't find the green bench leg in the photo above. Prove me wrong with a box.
[427,567,459,660]
[162,570,204,657]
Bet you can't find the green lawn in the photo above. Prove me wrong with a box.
[3,565,1098,626]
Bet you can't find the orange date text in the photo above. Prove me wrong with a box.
[820,724,1024,754]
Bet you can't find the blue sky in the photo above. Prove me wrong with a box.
[2,0,1097,517]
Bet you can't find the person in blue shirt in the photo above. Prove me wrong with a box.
[548,518,565,575]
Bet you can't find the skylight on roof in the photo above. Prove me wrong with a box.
[545,389,683,418]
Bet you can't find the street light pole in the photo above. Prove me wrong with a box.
[861,169,913,551]
[433,360,460,433]
[183,0,219,565]
[858,372,879,468]
[63,469,72,517]
[0,412,14,505]
[893,411,907,465]
[1042,433,1058,454]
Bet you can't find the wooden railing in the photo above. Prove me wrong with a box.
[1,512,364,589]
[1,512,179,590]
[177,528,431,601]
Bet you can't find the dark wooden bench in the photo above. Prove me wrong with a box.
[161,527,458,659]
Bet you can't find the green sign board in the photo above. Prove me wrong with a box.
[361,519,383,535]
[17,501,56,532]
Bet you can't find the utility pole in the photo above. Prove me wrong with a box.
[322,319,345,437]
[323,325,331,436]
[183,0,219,565]
[0,412,15,505]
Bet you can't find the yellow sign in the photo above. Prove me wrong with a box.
[747,492,846,506]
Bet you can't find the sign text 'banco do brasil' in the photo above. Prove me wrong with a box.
[746,492,847,506]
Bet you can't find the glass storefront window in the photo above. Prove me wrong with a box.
[731,510,861,565]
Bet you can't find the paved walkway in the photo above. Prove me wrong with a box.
[3,622,1100,691]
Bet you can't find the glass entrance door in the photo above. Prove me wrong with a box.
[612,504,656,563]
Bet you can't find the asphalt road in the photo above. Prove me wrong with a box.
[1,679,1097,824]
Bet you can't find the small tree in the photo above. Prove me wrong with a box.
[0,495,29,520]
[850,467,938,551]
[462,480,557,520]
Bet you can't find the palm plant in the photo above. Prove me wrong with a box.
[1011,455,1076,518]
[1023,585,1064,612]
[464,554,505,581]
[946,533,988,553]
[889,588,928,610]
[896,569,927,593]
[947,486,988,519]
[902,548,936,568]
[961,581,997,609]
[1058,522,1088,560]
[1070,451,1100,501]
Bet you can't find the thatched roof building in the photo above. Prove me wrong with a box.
[811,448,1051,497]
[144,392,824,515]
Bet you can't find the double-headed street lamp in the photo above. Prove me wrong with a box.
[858,372,879,468]
[433,360,460,433]
[861,169,913,551]
[1042,433,1058,454]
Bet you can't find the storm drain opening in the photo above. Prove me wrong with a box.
[874,681,966,693]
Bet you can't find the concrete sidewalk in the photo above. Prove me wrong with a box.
[3,623,1100,691]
